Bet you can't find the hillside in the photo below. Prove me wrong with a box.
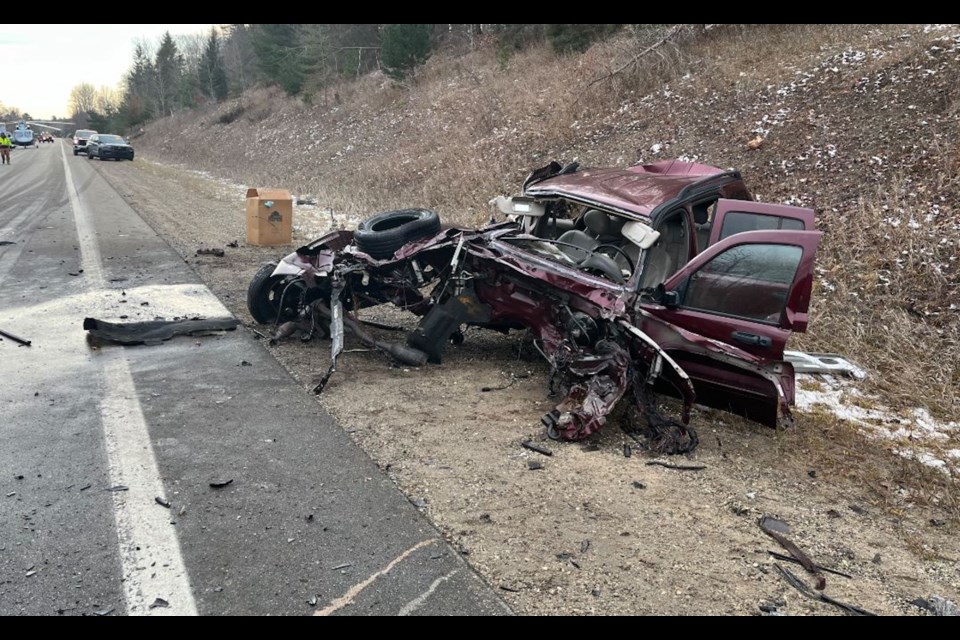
[116,24,960,614]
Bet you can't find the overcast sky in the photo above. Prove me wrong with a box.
[0,24,215,120]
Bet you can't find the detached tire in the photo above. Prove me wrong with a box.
[247,262,301,325]
[354,208,440,259]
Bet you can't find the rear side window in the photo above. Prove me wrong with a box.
[719,211,805,240]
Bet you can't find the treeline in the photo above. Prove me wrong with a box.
[69,24,638,133]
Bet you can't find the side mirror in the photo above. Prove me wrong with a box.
[662,290,680,308]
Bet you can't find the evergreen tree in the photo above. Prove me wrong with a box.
[123,44,156,125]
[199,28,229,101]
[251,24,306,95]
[545,24,621,54]
[155,32,184,116]
[380,24,433,81]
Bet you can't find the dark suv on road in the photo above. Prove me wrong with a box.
[72,129,97,155]
[86,134,134,161]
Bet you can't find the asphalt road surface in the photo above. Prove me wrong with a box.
[0,141,510,616]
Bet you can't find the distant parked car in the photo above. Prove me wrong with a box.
[73,129,97,155]
[39,132,54,143]
[86,134,134,161]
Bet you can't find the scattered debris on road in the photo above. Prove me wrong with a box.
[149,598,170,609]
[209,478,234,488]
[527,460,544,470]
[155,497,171,508]
[196,248,225,257]
[105,485,129,492]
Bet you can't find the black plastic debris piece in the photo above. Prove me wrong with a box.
[826,509,842,519]
[332,563,352,571]
[759,516,791,534]
[0,240,15,246]
[149,598,170,609]
[196,248,225,257]
[499,585,521,593]
[774,564,875,616]
[0,328,31,347]
[155,497,171,508]
[623,444,632,458]
[759,597,785,614]
[83,316,239,345]
[930,519,946,527]
[768,550,852,579]
[239,360,252,367]
[645,460,705,471]
[632,481,646,490]
[849,504,867,515]
[105,485,129,492]
[521,440,553,456]
[580,540,591,554]
[209,479,234,489]
[760,517,826,591]
[527,460,544,471]
[227,241,239,248]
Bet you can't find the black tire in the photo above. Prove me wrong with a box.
[73,149,78,156]
[354,208,440,259]
[247,262,303,325]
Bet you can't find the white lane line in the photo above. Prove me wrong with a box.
[62,145,104,285]
[61,145,198,616]
[314,539,436,616]
[398,569,459,616]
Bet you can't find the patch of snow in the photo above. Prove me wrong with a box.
[795,374,958,473]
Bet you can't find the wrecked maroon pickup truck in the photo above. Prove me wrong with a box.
[247,160,820,453]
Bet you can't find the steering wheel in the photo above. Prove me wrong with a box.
[593,244,635,274]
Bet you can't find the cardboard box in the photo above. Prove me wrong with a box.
[246,188,293,246]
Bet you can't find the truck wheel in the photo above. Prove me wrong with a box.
[247,262,303,325]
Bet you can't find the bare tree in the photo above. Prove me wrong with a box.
[69,83,98,117]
